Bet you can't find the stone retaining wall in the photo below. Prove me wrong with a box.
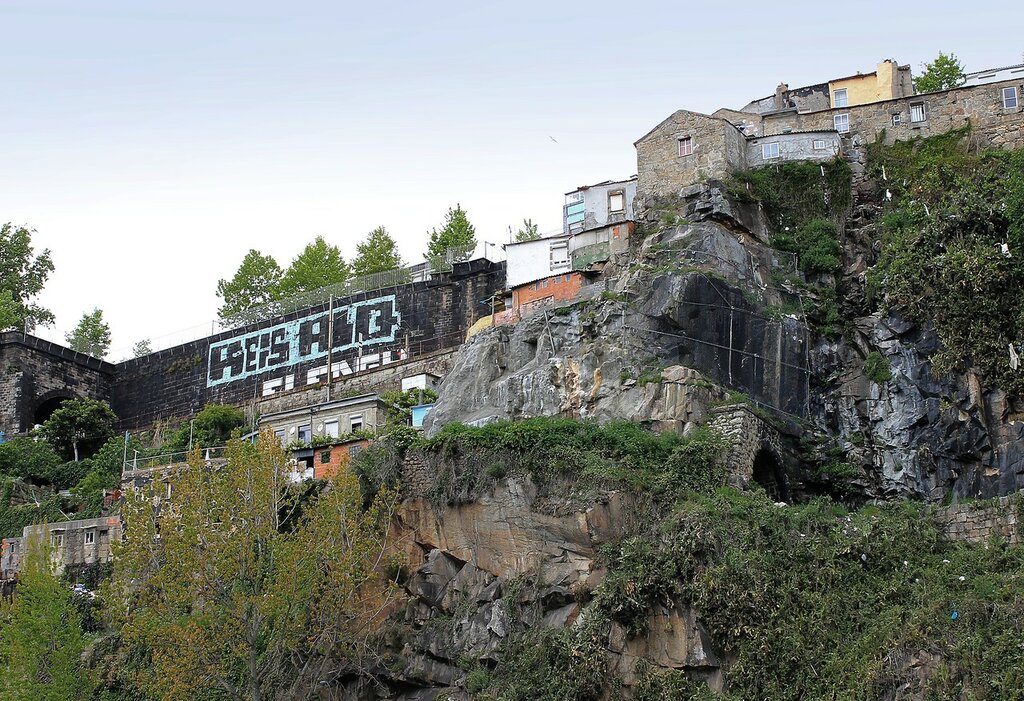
[934,495,1022,546]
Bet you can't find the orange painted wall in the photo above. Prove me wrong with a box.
[511,272,584,313]
[313,439,370,480]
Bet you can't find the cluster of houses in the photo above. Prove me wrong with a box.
[3,55,1023,581]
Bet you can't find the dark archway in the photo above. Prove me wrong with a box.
[32,392,75,427]
[752,448,790,503]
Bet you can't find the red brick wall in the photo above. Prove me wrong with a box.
[313,439,370,480]
[511,272,584,313]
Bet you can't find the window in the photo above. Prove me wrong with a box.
[324,420,339,438]
[910,102,926,122]
[833,88,848,108]
[550,242,570,269]
[812,139,827,150]
[52,534,63,547]
[274,429,286,447]
[891,113,902,126]
[834,114,850,133]
[1003,86,1019,109]
[320,450,331,465]
[677,136,693,156]
[297,424,311,443]
[85,531,95,545]
[608,191,625,213]
[761,142,780,159]
[348,444,364,457]
[349,414,363,433]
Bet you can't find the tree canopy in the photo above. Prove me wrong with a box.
[425,205,477,265]
[914,52,966,93]
[278,236,350,298]
[216,249,284,327]
[353,227,404,277]
[65,308,111,358]
[110,434,402,700]
[131,339,152,357]
[0,223,55,332]
[512,218,540,242]
[0,535,94,700]
[39,398,117,462]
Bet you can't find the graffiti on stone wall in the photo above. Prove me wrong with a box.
[207,295,404,390]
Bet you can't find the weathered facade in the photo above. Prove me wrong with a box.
[563,177,637,234]
[0,260,504,435]
[0,332,115,438]
[1,516,122,578]
[258,393,387,446]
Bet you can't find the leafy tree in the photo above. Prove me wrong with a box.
[164,403,246,452]
[39,398,117,462]
[0,534,95,700]
[216,249,284,327]
[0,223,55,332]
[110,434,402,701]
[65,308,111,358]
[512,218,540,242]
[278,236,350,299]
[131,339,152,357]
[353,226,404,277]
[914,51,966,93]
[425,204,477,265]
[0,437,62,483]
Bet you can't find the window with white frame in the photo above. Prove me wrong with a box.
[274,429,286,447]
[608,191,625,213]
[834,114,850,133]
[891,113,902,126]
[85,531,95,545]
[324,420,339,438]
[812,139,827,150]
[1003,86,1019,109]
[762,142,780,159]
[910,102,926,122]
[349,414,364,433]
[677,136,693,156]
[550,241,570,269]
[297,424,312,443]
[833,88,848,108]
[52,534,63,547]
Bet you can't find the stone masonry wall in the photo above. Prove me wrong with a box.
[110,261,504,430]
[762,78,1024,150]
[0,332,115,436]
[708,403,784,489]
[636,111,746,205]
[933,495,1022,546]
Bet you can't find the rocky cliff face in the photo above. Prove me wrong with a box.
[426,183,1024,502]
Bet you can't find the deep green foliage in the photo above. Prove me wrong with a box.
[0,222,55,331]
[511,218,540,242]
[426,204,477,264]
[495,490,1024,700]
[914,52,966,93]
[864,351,893,383]
[728,158,852,236]
[867,130,1024,392]
[162,403,245,452]
[0,438,63,483]
[65,308,111,358]
[278,235,350,298]
[0,485,67,540]
[353,226,404,276]
[773,218,842,274]
[420,418,724,505]
[39,398,117,463]
[216,248,284,326]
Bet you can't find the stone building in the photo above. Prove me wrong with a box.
[1,516,122,579]
[563,177,637,235]
[637,60,1024,205]
[258,392,387,447]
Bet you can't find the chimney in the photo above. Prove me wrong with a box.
[774,83,790,110]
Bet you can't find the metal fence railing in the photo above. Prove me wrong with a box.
[122,446,227,475]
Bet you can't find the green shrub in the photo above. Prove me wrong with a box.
[864,351,893,383]
[0,438,62,484]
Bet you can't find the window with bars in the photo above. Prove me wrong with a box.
[910,102,926,122]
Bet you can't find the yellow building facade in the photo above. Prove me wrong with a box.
[829,59,913,108]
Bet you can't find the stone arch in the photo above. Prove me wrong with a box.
[32,391,77,427]
[752,447,790,503]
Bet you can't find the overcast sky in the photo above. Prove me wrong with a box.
[2,0,1020,359]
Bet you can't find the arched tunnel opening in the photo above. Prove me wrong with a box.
[33,395,73,427]
[752,448,790,503]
